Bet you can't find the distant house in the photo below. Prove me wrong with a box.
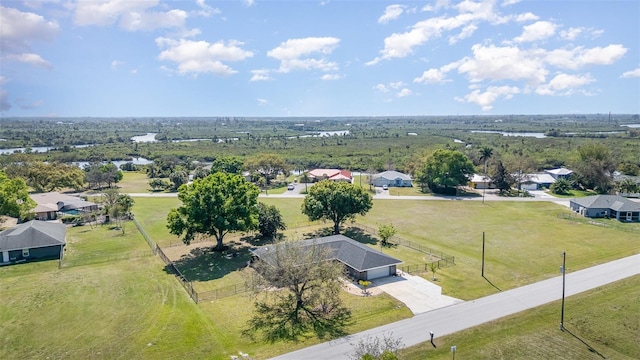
[569,195,640,222]
[29,192,98,220]
[307,169,352,183]
[468,174,493,189]
[545,167,574,180]
[520,173,556,191]
[251,235,402,281]
[0,220,66,264]
[372,171,412,188]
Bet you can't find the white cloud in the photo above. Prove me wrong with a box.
[374,84,389,92]
[379,4,406,24]
[0,5,58,69]
[577,44,627,66]
[456,44,548,85]
[501,0,521,6]
[514,12,539,22]
[250,69,272,81]
[4,53,52,69]
[267,37,340,73]
[560,27,583,41]
[456,85,520,111]
[257,98,268,106]
[397,88,412,97]
[513,20,556,43]
[74,0,187,31]
[449,24,477,44]
[368,0,514,65]
[535,73,594,95]
[389,81,405,89]
[195,0,220,17]
[243,0,255,7]
[111,60,124,69]
[414,68,449,83]
[621,68,640,78]
[156,38,254,76]
[321,74,342,80]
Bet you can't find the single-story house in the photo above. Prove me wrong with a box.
[569,195,640,222]
[372,171,412,188]
[307,169,352,183]
[468,174,494,189]
[520,173,556,190]
[545,167,573,180]
[30,192,98,220]
[251,235,402,281]
[0,220,66,264]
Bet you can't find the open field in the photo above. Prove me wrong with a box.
[0,224,411,360]
[3,192,636,360]
[401,275,640,360]
[117,171,153,193]
[133,197,640,301]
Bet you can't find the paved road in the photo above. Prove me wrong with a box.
[270,254,640,360]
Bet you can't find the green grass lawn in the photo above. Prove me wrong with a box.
[401,275,640,360]
[33,193,632,359]
[118,171,153,193]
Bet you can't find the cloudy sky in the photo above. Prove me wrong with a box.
[1,0,638,117]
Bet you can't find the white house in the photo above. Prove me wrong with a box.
[372,171,412,187]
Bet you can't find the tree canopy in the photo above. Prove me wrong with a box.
[0,170,36,221]
[574,143,615,193]
[246,240,351,341]
[245,153,287,185]
[256,202,286,240]
[301,180,373,234]
[415,149,475,194]
[167,172,260,250]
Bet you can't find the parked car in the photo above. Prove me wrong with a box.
[287,184,295,190]
[382,184,388,190]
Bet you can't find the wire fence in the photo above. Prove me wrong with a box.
[352,222,456,268]
[156,245,199,303]
[132,218,157,254]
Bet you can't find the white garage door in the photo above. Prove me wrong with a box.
[367,267,390,280]
[521,183,538,191]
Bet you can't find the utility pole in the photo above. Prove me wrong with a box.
[560,251,566,331]
[482,232,485,277]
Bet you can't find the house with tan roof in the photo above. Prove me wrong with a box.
[307,169,352,183]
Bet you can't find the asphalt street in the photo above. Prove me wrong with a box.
[269,254,640,360]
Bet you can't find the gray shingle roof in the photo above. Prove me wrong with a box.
[0,220,66,252]
[373,171,411,181]
[571,195,640,212]
[251,235,401,271]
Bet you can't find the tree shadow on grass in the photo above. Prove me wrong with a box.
[343,226,379,246]
[166,245,252,282]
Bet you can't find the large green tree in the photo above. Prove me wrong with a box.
[256,202,286,239]
[210,156,244,175]
[167,172,259,250]
[492,160,513,195]
[246,241,351,341]
[574,143,616,193]
[245,153,287,185]
[0,170,36,221]
[416,149,475,194]
[301,180,373,234]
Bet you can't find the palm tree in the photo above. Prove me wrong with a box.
[479,147,493,203]
[479,147,494,176]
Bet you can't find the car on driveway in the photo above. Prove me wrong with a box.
[382,184,388,190]
[287,184,295,190]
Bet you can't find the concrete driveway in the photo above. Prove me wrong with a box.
[371,273,463,314]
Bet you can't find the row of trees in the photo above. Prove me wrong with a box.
[3,161,123,193]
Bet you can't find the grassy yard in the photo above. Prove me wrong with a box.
[118,171,153,193]
[2,195,638,359]
[401,275,640,360]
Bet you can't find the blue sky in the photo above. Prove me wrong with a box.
[1,0,638,117]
